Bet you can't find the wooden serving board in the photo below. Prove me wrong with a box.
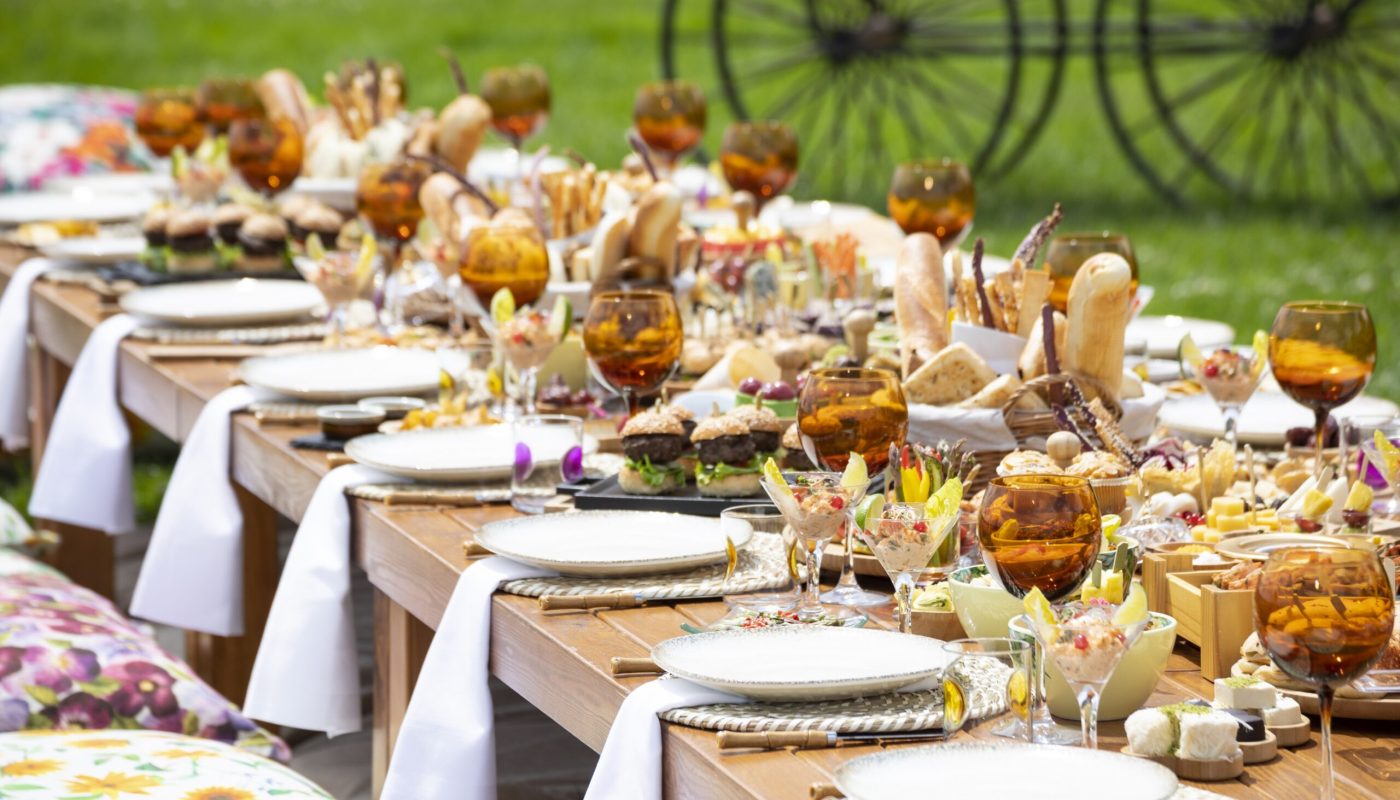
[1281,687,1400,721]
[1121,747,1244,781]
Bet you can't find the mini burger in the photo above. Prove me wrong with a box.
[692,415,762,497]
[781,423,816,471]
[727,405,782,455]
[142,207,172,249]
[214,203,254,245]
[619,410,688,495]
[662,404,699,477]
[293,203,345,246]
[164,210,217,273]
[237,214,289,272]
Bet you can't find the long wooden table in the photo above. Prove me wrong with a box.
[4,243,1398,799]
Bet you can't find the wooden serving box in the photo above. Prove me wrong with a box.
[911,608,966,641]
[1142,552,1253,680]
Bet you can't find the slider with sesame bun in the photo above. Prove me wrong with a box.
[661,404,700,478]
[618,410,688,495]
[692,415,763,497]
[727,404,783,456]
[781,423,816,472]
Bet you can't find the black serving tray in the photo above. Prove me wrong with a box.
[98,260,302,287]
[570,475,764,517]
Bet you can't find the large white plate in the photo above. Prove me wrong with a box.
[1127,315,1235,358]
[288,176,356,211]
[836,743,1178,800]
[238,347,440,402]
[0,191,155,224]
[119,279,323,327]
[652,626,947,702]
[345,425,598,484]
[45,172,173,196]
[1160,391,1399,446]
[38,236,146,265]
[475,511,745,577]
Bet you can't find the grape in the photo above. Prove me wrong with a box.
[760,381,795,401]
[738,377,764,396]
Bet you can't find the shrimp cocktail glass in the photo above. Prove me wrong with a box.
[856,500,959,634]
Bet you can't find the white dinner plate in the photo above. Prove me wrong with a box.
[836,743,1178,800]
[345,425,598,484]
[468,148,569,182]
[1127,315,1235,358]
[1159,391,1399,446]
[38,235,146,265]
[45,172,173,196]
[475,511,745,577]
[651,626,947,702]
[287,176,356,211]
[0,191,155,225]
[238,347,440,402]
[119,279,323,327]
[758,199,879,232]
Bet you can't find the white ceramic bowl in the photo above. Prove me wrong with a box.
[1008,611,1177,721]
[946,566,1024,638]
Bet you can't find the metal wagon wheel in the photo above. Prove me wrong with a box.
[692,0,1063,201]
[1094,0,1400,207]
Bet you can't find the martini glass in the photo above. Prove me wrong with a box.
[1358,418,1400,520]
[1025,603,1147,749]
[759,472,864,623]
[1178,334,1268,447]
[856,503,959,634]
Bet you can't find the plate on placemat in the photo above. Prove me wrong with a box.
[0,191,155,224]
[476,510,744,577]
[120,279,323,327]
[1160,391,1398,446]
[1214,532,1349,562]
[346,425,598,484]
[836,743,1179,800]
[238,347,439,402]
[1128,315,1235,358]
[38,236,146,264]
[46,172,174,196]
[651,626,946,702]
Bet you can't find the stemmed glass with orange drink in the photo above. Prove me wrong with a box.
[633,80,706,174]
[719,121,798,208]
[582,290,683,417]
[887,159,975,249]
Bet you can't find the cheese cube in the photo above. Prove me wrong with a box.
[1124,708,1174,757]
[1211,497,1246,516]
[1214,676,1278,710]
[1251,509,1279,531]
[1206,509,1218,529]
[1191,525,1209,542]
[1216,514,1251,533]
[1262,696,1303,727]
[1179,711,1242,760]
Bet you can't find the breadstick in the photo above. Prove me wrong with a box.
[983,278,1005,332]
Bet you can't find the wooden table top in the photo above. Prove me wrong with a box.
[4,244,1398,799]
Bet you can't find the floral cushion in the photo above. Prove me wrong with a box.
[0,566,289,762]
[0,729,330,798]
[0,84,153,192]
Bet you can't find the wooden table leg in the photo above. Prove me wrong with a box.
[184,484,280,706]
[372,589,434,798]
[26,343,66,478]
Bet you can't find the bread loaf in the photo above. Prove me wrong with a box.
[627,183,683,275]
[589,212,631,287]
[1018,309,1067,380]
[903,343,994,405]
[435,94,492,173]
[893,233,947,375]
[1064,253,1132,401]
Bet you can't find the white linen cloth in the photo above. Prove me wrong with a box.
[0,257,58,451]
[381,556,555,800]
[130,384,272,636]
[242,463,395,736]
[581,678,748,800]
[28,313,140,534]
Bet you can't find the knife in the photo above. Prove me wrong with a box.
[717,729,951,751]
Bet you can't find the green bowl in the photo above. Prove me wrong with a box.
[946,566,1025,638]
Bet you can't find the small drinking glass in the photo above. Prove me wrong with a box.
[437,342,496,409]
[886,159,975,248]
[1351,415,1400,519]
[292,249,383,346]
[1044,232,1139,314]
[511,414,585,515]
[941,638,1033,741]
[719,504,798,616]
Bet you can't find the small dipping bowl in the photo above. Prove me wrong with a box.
[358,396,428,421]
[318,405,385,441]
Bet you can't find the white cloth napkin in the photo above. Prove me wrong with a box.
[0,258,58,451]
[582,678,748,800]
[28,313,140,534]
[381,556,556,800]
[242,464,395,735]
[130,384,272,636]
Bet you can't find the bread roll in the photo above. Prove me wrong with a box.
[1064,253,1132,401]
[628,183,683,275]
[893,233,947,376]
[435,94,492,173]
[958,374,1045,410]
[589,212,631,287]
[1018,309,1066,380]
[256,69,313,136]
[902,343,994,405]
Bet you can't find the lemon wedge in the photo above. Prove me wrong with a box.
[855,494,884,532]
[1101,514,1122,544]
[1250,330,1269,378]
[1023,587,1057,638]
[548,295,572,341]
[1112,582,1148,626]
[1375,430,1400,478]
[926,476,963,520]
[840,452,868,494]
[762,457,791,499]
[1178,333,1203,377]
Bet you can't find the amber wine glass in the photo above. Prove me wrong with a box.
[228,116,303,198]
[1270,301,1377,478]
[633,80,706,172]
[196,78,260,135]
[356,159,432,245]
[1255,546,1394,800]
[719,121,798,207]
[887,159,975,248]
[134,87,204,158]
[798,367,907,609]
[481,65,550,151]
[1044,233,1140,313]
[582,290,683,417]
[458,224,550,308]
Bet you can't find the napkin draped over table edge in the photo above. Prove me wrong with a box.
[0,257,58,452]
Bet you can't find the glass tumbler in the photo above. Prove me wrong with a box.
[719,504,799,615]
[511,414,584,514]
[941,637,1033,741]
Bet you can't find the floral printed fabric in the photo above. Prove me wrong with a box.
[0,565,289,762]
[0,84,154,192]
[0,500,37,551]
[0,729,330,798]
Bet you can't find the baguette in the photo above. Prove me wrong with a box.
[435,94,493,173]
[256,69,313,136]
[589,211,631,287]
[893,233,948,376]
[1018,309,1067,380]
[1064,253,1133,401]
[627,182,683,274]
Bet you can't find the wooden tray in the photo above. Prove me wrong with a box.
[1281,688,1400,721]
[1121,747,1244,781]
[1142,552,1250,679]
[1269,719,1311,747]
[1240,731,1278,765]
[821,543,885,578]
[911,608,966,641]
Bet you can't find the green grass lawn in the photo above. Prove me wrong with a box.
[1,0,1395,398]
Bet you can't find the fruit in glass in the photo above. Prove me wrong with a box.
[1044,233,1139,313]
[719,121,798,205]
[887,159,975,248]
[357,158,432,243]
[633,79,706,168]
[458,224,550,308]
[582,290,683,416]
[134,87,204,158]
[228,117,303,196]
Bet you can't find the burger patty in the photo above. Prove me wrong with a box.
[784,449,816,472]
[168,233,214,253]
[749,430,781,453]
[239,234,286,257]
[622,433,686,464]
[697,434,755,466]
[144,230,167,248]
[216,222,243,245]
